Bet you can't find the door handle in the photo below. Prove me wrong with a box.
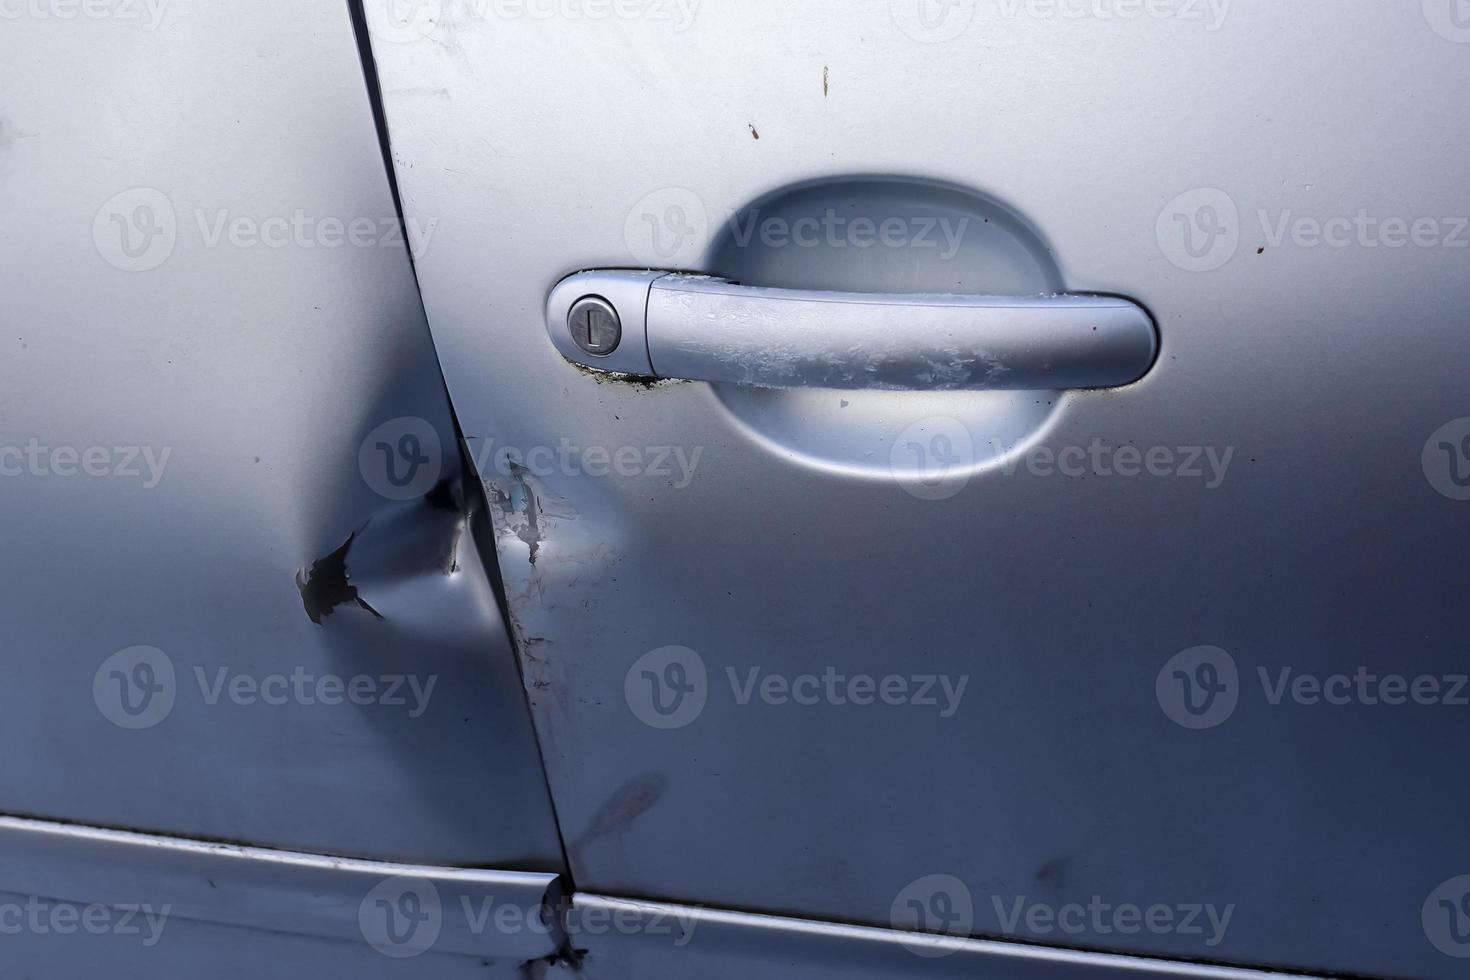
[546,270,1157,391]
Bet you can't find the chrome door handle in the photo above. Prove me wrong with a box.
[546,270,1157,391]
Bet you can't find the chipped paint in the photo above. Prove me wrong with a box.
[487,461,578,566]
[567,361,689,389]
[295,532,383,624]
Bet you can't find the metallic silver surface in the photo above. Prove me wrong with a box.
[644,274,1157,390]
[0,0,563,869]
[567,894,1321,980]
[0,919,541,980]
[0,816,564,963]
[546,270,665,377]
[366,3,1470,977]
[569,295,624,356]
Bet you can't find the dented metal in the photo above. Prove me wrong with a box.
[0,0,562,875]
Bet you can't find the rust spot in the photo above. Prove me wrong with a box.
[568,362,688,389]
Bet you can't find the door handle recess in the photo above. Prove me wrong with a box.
[546,270,1157,391]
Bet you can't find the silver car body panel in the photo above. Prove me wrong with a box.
[365,3,1470,977]
[0,0,562,869]
[2,0,1465,977]
[566,894,1321,980]
[0,815,564,966]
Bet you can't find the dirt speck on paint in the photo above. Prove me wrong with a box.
[577,773,669,845]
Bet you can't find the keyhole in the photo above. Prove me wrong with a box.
[567,296,621,356]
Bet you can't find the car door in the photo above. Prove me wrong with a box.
[367,2,1470,977]
[0,2,565,975]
